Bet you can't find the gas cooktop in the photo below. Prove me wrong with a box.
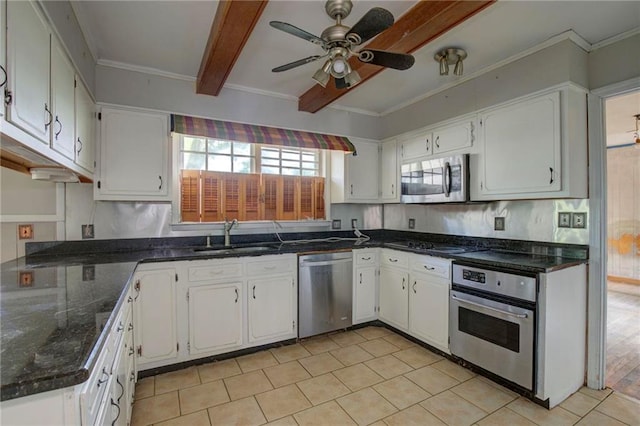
[385,241,481,254]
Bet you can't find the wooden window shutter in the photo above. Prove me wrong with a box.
[242,174,261,221]
[299,177,314,220]
[181,170,200,222]
[262,175,279,220]
[202,171,224,222]
[223,173,241,220]
[279,176,298,220]
[314,177,326,220]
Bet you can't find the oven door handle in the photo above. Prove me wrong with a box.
[451,294,529,319]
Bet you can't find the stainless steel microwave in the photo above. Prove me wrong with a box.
[401,154,469,203]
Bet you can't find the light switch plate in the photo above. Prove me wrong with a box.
[572,212,587,229]
[558,212,571,228]
[331,219,341,230]
[18,224,33,239]
[351,219,358,229]
[494,217,505,231]
[408,218,415,229]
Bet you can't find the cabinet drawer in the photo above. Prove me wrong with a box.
[380,249,409,268]
[246,255,294,277]
[188,260,243,282]
[410,255,451,279]
[80,339,114,426]
[354,250,377,266]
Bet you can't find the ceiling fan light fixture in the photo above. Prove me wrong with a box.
[331,56,349,77]
[312,60,332,87]
[343,69,362,88]
[453,57,463,76]
[439,56,449,76]
[435,47,467,77]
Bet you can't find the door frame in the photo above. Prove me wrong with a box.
[587,77,640,389]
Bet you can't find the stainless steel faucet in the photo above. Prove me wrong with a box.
[224,218,239,247]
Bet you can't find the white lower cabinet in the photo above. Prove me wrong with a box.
[378,249,451,353]
[352,249,379,324]
[188,283,243,355]
[133,266,178,368]
[248,274,296,343]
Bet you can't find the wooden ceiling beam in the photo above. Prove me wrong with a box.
[298,0,495,113]
[197,0,269,96]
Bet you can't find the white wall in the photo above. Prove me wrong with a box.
[589,33,640,92]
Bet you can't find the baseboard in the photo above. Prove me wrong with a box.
[608,275,640,285]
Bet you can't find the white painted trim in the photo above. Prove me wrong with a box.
[327,104,382,117]
[381,30,591,116]
[586,77,640,390]
[590,27,640,52]
[223,83,299,102]
[171,220,331,232]
[97,59,197,82]
[0,184,66,223]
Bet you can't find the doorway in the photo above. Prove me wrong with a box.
[604,91,640,400]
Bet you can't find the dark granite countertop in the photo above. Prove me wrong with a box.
[1,231,587,401]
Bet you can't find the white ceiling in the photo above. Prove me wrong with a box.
[606,91,640,147]
[72,0,640,119]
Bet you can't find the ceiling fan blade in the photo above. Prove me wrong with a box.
[272,55,324,72]
[269,21,326,47]
[359,49,415,70]
[346,7,394,45]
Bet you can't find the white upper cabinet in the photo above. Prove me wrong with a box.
[96,107,170,200]
[50,38,76,161]
[472,86,587,200]
[6,0,51,143]
[331,139,379,203]
[401,131,432,160]
[380,139,399,202]
[432,118,475,155]
[74,80,95,172]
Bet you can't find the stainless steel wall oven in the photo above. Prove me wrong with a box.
[449,263,537,392]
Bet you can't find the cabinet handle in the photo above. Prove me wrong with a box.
[359,272,362,284]
[110,397,121,426]
[130,371,136,383]
[391,184,394,196]
[127,296,133,303]
[361,256,371,261]
[44,103,53,129]
[402,277,406,290]
[116,322,124,332]
[423,265,436,271]
[413,281,417,294]
[426,137,430,152]
[435,136,440,149]
[350,184,353,195]
[389,258,398,263]
[128,323,134,332]
[252,285,256,299]
[54,116,62,140]
[0,65,6,88]
[97,367,109,387]
[158,175,163,190]
[116,377,125,404]
[4,89,12,105]
[401,145,404,157]
[549,167,554,184]
[129,347,134,356]
[470,121,475,144]
[235,288,238,303]
[76,138,83,154]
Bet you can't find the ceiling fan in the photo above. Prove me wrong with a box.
[269,0,415,90]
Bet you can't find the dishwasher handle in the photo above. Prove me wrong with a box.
[299,258,353,268]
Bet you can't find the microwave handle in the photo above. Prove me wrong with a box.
[444,162,451,197]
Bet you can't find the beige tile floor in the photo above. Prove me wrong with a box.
[131,326,640,426]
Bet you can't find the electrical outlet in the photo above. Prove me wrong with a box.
[408,218,416,229]
[572,212,587,229]
[82,224,95,239]
[558,212,571,228]
[351,219,358,229]
[82,266,95,281]
[494,217,505,231]
[19,271,34,287]
[18,224,33,239]
[331,219,341,230]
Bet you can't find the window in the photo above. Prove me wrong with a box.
[178,135,325,223]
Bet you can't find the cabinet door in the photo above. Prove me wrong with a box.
[133,269,177,365]
[109,342,128,426]
[479,92,561,195]
[433,119,474,155]
[188,283,243,355]
[50,38,76,160]
[409,274,450,352]
[75,80,95,172]
[6,1,51,143]
[354,266,377,324]
[380,140,399,202]
[379,267,408,330]
[98,108,169,199]
[347,141,379,200]
[401,132,432,160]
[248,275,296,343]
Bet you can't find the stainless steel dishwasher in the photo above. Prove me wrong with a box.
[298,251,353,338]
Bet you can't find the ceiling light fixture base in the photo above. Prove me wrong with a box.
[434,47,467,76]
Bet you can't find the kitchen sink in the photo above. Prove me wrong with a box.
[192,246,275,255]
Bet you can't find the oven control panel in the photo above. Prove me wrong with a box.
[453,264,536,302]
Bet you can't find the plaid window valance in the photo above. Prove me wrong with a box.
[171,115,356,154]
